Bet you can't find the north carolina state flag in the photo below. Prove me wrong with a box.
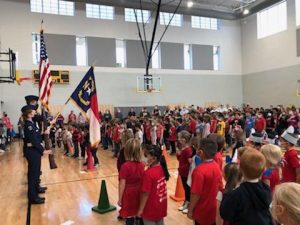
[70,67,100,147]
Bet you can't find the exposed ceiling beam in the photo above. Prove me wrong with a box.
[72,0,238,20]
[238,0,283,18]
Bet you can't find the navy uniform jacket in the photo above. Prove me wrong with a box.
[24,120,44,155]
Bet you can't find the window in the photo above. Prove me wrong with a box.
[31,0,43,13]
[86,4,114,20]
[42,0,59,14]
[59,0,74,16]
[257,1,287,39]
[30,0,74,16]
[116,40,126,67]
[32,33,40,65]
[151,43,161,69]
[125,8,150,23]
[86,4,100,18]
[213,46,220,71]
[191,16,219,30]
[160,12,182,26]
[184,44,192,70]
[296,0,300,26]
[99,5,114,20]
[76,37,87,66]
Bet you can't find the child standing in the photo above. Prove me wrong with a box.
[138,145,170,225]
[216,114,226,138]
[118,138,145,225]
[271,182,300,225]
[113,120,121,157]
[216,163,242,225]
[220,148,273,225]
[168,121,177,155]
[280,132,300,183]
[187,138,222,225]
[177,131,192,214]
[208,133,225,171]
[261,144,282,192]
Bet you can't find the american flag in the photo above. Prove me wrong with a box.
[39,30,53,108]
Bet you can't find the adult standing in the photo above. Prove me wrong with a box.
[22,105,52,204]
[128,108,136,118]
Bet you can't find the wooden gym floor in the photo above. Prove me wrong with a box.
[0,140,192,225]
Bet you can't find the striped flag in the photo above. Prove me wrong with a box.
[70,67,101,147]
[39,30,53,108]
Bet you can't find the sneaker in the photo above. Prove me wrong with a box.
[94,163,99,167]
[182,208,189,214]
[178,201,188,211]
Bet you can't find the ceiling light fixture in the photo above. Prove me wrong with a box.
[243,8,250,15]
[187,1,194,8]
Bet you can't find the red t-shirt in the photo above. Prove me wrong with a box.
[262,168,280,193]
[177,146,192,177]
[254,117,266,133]
[169,126,177,141]
[141,165,167,221]
[119,161,145,217]
[210,119,217,133]
[282,149,300,182]
[68,113,76,122]
[145,125,151,141]
[213,152,223,172]
[113,125,120,143]
[189,119,197,134]
[191,160,222,225]
[156,124,164,139]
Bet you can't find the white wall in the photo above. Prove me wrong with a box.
[241,0,300,74]
[0,0,244,126]
[241,0,300,107]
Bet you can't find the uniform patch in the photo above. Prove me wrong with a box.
[28,126,33,131]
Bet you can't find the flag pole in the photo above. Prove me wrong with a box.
[49,97,71,125]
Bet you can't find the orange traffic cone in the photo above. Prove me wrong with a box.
[86,147,95,171]
[161,145,169,166]
[170,175,185,202]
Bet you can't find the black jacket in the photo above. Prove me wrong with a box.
[220,181,273,225]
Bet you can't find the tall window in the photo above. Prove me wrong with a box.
[32,33,40,65]
[296,0,300,26]
[86,4,114,20]
[151,43,161,69]
[160,12,183,26]
[191,16,219,30]
[213,46,220,71]
[257,1,287,39]
[76,37,87,66]
[184,44,192,70]
[116,40,126,67]
[125,8,150,23]
[30,0,74,16]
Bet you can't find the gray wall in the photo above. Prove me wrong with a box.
[44,34,76,66]
[126,40,150,68]
[87,37,116,67]
[192,44,214,70]
[242,64,300,107]
[160,42,184,70]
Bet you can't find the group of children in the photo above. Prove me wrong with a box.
[50,122,99,166]
[116,126,300,225]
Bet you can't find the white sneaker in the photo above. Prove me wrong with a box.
[178,201,188,211]
[182,208,189,214]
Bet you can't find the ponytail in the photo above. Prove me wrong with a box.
[160,155,170,181]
